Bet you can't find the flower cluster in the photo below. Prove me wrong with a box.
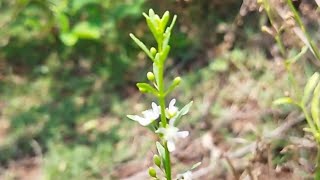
[127,99,190,152]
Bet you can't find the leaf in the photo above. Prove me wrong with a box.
[136,83,158,95]
[286,46,308,65]
[173,101,193,126]
[72,22,101,39]
[292,27,318,59]
[153,63,159,86]
[159,45,170,63]
[56,13,70,32]
[60,32,78,46]
[129,33,154,60]
[160,11,169,33]
[302,72,320,105]
[272,97,295,106]
[144,15,159,41]
[311,82,320,130]
[156,142,166,166]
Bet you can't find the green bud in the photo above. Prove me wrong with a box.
[161,11,170,29]
[138,87,147,93]
[150,47,157,56]
[147,72,155,81]
[173,76,181,86]
[148,167,157,178]
[149,9,155,17]
[153,154,161,167]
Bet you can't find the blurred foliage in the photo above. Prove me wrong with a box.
[0,0,276,179]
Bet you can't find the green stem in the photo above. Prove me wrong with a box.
[164,142,172,180]
[301,105,317,136]
[157,39,171,180]
[275,33,286,57]
[158,68,172,180]
[158,65,167,127]
[287,0,320,61]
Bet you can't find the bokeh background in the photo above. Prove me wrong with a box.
[0,0,319,179]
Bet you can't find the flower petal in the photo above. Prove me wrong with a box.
[167,140,176,152]
[177,131,189,138]
[127,115,143,122]
[127,115,152,126]
[155,127,166,134]
[151,102,160,115]
[169,98,176,108]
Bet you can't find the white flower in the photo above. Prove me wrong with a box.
[156,119,189,152]
[166,98,178,119]
[176,171,192,180]
[127,102,160,126]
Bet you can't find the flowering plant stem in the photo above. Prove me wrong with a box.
[157,42,172,180]
[127,9,195,179]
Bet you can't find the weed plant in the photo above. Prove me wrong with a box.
[127,9,199,180]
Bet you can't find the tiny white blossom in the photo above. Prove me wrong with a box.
[177,171,192,180]
[166,98,178,119]
[127,102,160,126]
[156,119,189,152]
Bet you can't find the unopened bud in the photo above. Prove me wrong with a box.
[147,72,155,81]
[161,11,170,27]
[148,167,157,178]
[173,76,181,86]
[150,47,157,56]
[153,154,161,167]
[138,87,147,93]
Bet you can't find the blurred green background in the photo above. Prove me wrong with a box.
[0,0,317,179]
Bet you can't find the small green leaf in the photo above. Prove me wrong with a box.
[60,32,78,46]
[302,72,320,105]
[172,101,193,126]
[72,22,101,39]
[159,45,170,63]
[153,63,159,87]
[162,31,171,51]
[56,13,70,32]
[136,83,158,95]
[160,11,170,33]
[273,97,295,106]
[144,15,159,41]
[311,82,320,130]
[156,142,166,166]
[130,33,154,61]
[286,46,308,65]
[169,15,177,31]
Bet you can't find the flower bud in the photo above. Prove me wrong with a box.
[138,87,147,93]
[161,11,170,27]
[153,154,161,167]
[147,72,155,81]
[150,47,157,56]
[148,167,157,178]
[173,76,181,86]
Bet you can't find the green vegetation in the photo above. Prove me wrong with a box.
[0,0,320,179]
